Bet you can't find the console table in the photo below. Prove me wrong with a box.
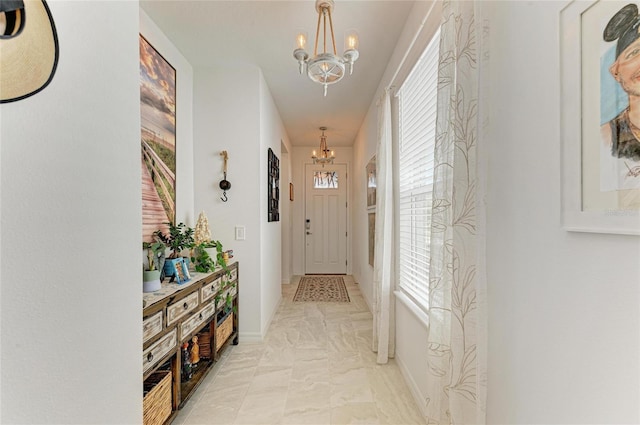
[142,261,239,425]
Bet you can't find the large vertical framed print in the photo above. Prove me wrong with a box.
[140,35,177,242]
[561,0,640,235]
[268,148,280,222]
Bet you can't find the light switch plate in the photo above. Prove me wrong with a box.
[235,225,246,240]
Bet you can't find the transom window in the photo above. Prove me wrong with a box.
[313,171,338,189]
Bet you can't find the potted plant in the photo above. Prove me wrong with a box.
[154,222,195,279]
[142,240,166,293]
[191,241,222,273]
[192,211,227,272]
[154,222,194,259]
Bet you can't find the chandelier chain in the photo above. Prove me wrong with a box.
[328,7,337,55]
[314,7,321,56]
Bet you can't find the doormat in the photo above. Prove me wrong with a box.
[293,276,350,302]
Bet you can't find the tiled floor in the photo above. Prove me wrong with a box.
[174,276,425,425]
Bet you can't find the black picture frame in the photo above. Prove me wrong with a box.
[268,148,280,222]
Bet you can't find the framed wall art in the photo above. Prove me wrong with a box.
[268,148,280,222]
[140,34,177,242]
[366,155,377,210]
[561,0,640,235]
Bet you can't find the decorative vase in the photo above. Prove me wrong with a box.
[163,259,176,279]
[143,270,161,293]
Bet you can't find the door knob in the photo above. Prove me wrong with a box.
[306,231,312,235]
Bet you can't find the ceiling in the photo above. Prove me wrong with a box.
[140,1,415,148]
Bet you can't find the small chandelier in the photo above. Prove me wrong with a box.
[293,0,359,96]
[312,127,335,166]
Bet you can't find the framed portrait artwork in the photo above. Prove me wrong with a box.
[165,258,190,284]
[561,1,640,235]
[140,34,177,243]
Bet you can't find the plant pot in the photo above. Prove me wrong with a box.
[143,270,162,293]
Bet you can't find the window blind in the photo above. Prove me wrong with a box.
[397,28,440,310]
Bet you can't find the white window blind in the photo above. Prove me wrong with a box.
[397,28,440,310]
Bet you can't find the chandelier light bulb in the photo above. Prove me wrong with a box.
[344,29,359,50]
[296,31,307,50]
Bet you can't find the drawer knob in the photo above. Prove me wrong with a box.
[183,302,188,310]
[147,352,154,363]
[211,285,215,292]
[199,313,203,320]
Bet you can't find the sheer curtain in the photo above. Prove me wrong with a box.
[425,1,488,423]
[372,88,395,364]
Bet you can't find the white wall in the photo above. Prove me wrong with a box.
[0,2,141,422]
[290,146,354,276]
[281,147,293,285]
[194,63,263,339]
[486,1,640,423]
[140,11,195,227]
[259,72,290,335]
[353,1,640,421]
[350,0,441,414]
[194,65,287,341]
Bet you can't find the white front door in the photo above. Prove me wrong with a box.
[304,163,347,274]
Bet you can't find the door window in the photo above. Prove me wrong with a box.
[313,171,338,189]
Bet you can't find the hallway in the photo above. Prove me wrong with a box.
[174,276,424,424]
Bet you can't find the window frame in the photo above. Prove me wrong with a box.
[393,27,441,314]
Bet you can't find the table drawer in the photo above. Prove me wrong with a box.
[143,311,163,344]
[180,302,216,341]
[223,268,238,285]
[166,291,199,326]
[200,276,222,303]
[143,328,177,373]
[216,286,237,309]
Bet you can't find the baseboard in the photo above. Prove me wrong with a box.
[238,295,282,343]
[395,352,428,419]
[262,295,282,336]
[238,331,263,342]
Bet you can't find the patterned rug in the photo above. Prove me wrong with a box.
[293,276,350,302]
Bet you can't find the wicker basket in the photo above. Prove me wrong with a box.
[197,329,211,359]
[143,370,172,425]
[216,312,233,351]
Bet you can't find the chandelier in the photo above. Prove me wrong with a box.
[311,127,335,166]
[293,0,359,96]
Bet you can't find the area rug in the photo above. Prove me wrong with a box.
[293,276,350,302]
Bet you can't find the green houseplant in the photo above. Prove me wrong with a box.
[153,222,194,259]
[191,211,227,273]
[142,240,166,292]
[154,222,195,281]
[191,241,223,273]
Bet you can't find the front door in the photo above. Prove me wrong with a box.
[304,163,347,274]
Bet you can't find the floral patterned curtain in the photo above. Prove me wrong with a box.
[425,1,488,423]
